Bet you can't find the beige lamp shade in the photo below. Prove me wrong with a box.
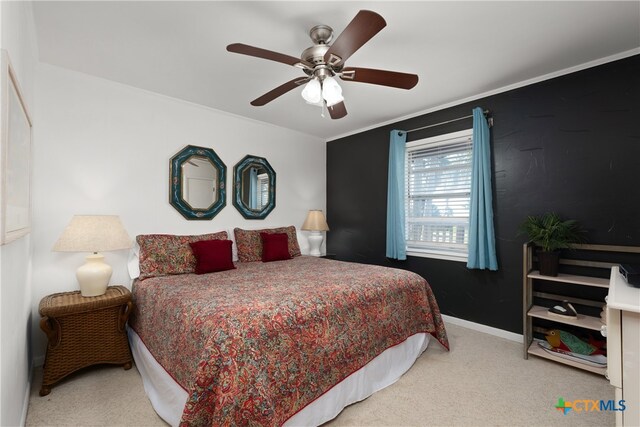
[301,210,330,232]
[53,215,132,297]
[53,215,132,253]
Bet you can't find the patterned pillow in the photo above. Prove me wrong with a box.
[234,226,301,262]
[137,231,228,280]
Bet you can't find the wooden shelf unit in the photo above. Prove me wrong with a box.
[526,271,609,288]
[522,242,640,375]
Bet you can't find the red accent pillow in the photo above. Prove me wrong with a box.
[189,239,236,274]
[260,232,292,262]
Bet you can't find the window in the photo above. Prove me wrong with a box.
[405,129,473,262]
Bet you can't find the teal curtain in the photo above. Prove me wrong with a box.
[386,130,407,260]
[467,107,498,270]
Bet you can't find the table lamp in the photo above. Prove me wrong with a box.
[301,210,329,257]
[53,215,132,297]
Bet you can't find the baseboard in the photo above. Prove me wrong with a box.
[442,314,523,343]
[20,362,33,426]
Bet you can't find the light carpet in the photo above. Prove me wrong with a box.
[25,323,614,426]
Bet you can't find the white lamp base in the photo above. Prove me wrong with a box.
[76,253,112,297]
[307,231,324,257]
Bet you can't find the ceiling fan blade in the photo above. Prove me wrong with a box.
[340,67,419,89]
[227,43,312,69]
[328,101,347,119]
[250,77,310,106]
[323,10,386,67]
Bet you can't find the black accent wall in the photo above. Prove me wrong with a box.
[326,55,640,334]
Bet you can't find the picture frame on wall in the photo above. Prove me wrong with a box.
[1,49,32,245]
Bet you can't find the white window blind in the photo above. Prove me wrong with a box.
[258,173,269,209]
[405,129,472,261]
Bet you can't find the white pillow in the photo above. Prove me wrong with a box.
[228,228,239,262]
[127,240,140,279]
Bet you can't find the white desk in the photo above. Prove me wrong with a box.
[607,266,640,427]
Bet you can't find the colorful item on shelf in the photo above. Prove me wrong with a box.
[537,340,607,367]
[545,329,604,355]
[588,334,606,351]
[547,300,578,318]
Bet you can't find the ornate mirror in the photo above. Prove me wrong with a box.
[233,155,276,219]
[169,145,226,220]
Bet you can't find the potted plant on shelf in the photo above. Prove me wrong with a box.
[519,212,585,277]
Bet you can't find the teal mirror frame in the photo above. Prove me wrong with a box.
[232,155,276,219]
[169,145,226,220]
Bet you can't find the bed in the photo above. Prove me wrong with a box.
[128,231,448,426]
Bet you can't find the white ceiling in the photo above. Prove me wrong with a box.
[32,1,640,140]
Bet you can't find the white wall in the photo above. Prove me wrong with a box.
[0,1,38,426]
[31,63,326,363]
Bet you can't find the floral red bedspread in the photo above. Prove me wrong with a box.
[130,256,448,426]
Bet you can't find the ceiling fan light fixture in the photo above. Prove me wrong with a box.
[322,76,343,107]
[301,78,323,105]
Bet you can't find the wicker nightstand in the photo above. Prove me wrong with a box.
[38,285,133,396]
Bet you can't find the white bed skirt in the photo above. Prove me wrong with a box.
[128,328,430,426]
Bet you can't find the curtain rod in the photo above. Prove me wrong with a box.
[403,109,492,134]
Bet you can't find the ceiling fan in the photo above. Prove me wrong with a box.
[226,10,419,120]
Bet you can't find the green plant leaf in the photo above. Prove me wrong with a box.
[518,212,585,252]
